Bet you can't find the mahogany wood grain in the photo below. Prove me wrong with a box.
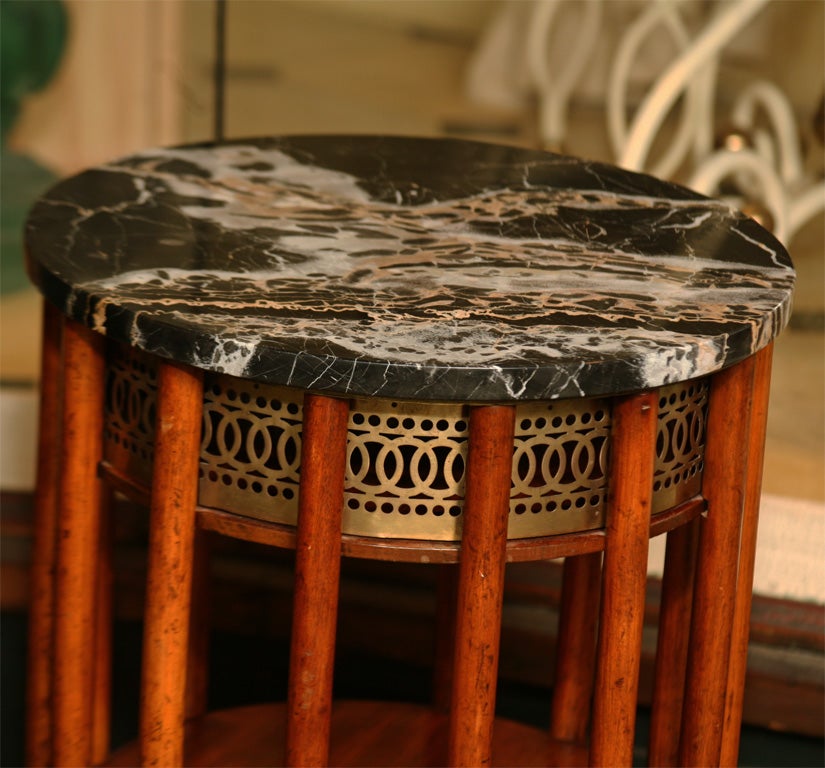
[679,355,756,766]
[53,319,106,767]
[647,516,700,766]
[26,301,63,768]
[140,361,204,767]
[589,391,657,767]
[648,497,705,538]
[550,552,602,744]
[504,530,606,561]
[109,701,588,768]
[99,461,152,506]
[720,343,774,766]
[447,405,516,768]
[92,488,114,764]
[285,394,350,767]
[196,505,297,549]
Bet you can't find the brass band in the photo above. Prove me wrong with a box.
[104,345,707,541]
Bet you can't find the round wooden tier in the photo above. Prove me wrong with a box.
[108,702,587,768]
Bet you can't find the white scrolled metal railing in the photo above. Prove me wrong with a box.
[468,0,824,247]
[526,0,603,151]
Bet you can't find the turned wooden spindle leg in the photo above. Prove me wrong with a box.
[26,301,63,767]
[447,405,516,768]
[286,394,350,767]
[590,391,657,768]
[679,356,756,766]
[53,319,106,767]
[91,487,114,765]
[139,361,204,767]
[720,344,774,766]
[647,517,700,767]
[550,552,602,745]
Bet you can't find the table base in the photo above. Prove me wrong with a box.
[107,701,589,768]
[26,307,776,768]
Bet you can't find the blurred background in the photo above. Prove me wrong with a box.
[1,1,823,765]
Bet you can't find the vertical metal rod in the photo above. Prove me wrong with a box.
[214,0,227,142]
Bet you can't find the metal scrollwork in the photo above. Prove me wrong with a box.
[103,345,708,541]
[652,380,708,513]
[103,344,157,484]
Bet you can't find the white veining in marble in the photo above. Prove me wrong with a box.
[25,137,795,400]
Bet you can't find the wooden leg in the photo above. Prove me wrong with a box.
[647,517,700,767]
[679,356,756,766]
[139,361,203,767]
[590,391,657,768]
[91,487,114,765]
[26,301,63,767]
[720,344,774,765]
[550,552,602,745]
[447,405,516,768]
[286,394,350,767]
[185,527,212,723]
[432,565,459,713]
[53,319,106,767]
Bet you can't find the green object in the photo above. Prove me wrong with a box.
[1,148,58,294]
[1,0,68,140]
[0,0,66,294]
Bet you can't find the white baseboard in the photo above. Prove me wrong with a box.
[648,493,825,605]
[0,386,38,492]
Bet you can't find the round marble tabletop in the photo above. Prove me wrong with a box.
[25,136,795,402]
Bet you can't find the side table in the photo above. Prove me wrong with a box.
[24,136,795,767]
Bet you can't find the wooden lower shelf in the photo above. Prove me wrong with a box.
[4,492,823,740]
[108,701,587,767]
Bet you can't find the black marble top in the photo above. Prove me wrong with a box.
[25,136,794,401]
